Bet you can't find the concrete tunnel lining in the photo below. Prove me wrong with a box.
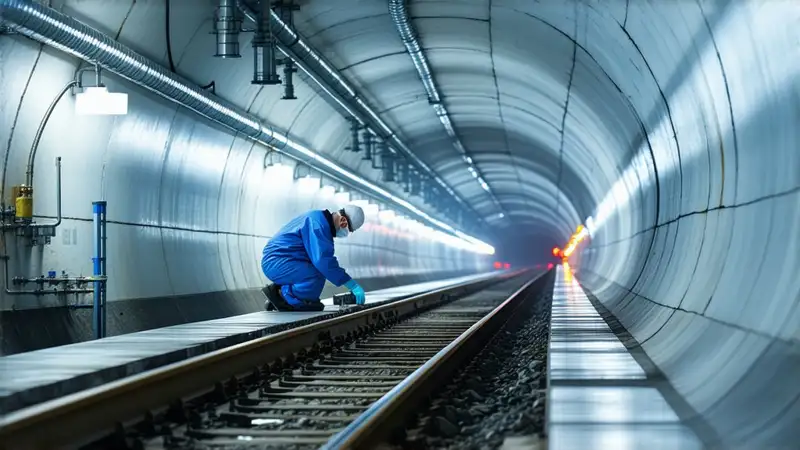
[1,0,798,447]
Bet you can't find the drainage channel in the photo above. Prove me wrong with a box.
[78,276,535,450]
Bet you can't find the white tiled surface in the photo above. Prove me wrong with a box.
[548,266,702,449]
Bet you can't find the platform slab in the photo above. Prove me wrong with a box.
[0,272,494,414]
[547,266,703,449]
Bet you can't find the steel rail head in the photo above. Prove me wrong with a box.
[0,271,521,448]
[321,269,551,449]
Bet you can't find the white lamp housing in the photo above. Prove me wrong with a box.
[364,203,379,216]
[334,191,350,204]
[75,86,128,115]
[379,209,396,222]
[320,185,336,197]
[298,175,321,192]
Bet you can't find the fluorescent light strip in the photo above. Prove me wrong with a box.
[270,136,494,254]
[13,2,494,255]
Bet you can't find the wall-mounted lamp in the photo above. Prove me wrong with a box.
[320,184,336,197]
[75,87,128,115]
[298,175,321,191]
[264,149,283,168]
[334,189,350,204]
[263,150,292,182]
[363,202,379,217]
[294,163,322,191]
[379,208,396,222]
[8,63,127,246]
[351,199,369,209]
[74,65,128,116]
[293,163,316,180]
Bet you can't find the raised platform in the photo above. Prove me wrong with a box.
[0,272,495,415]
[547,265,704,449]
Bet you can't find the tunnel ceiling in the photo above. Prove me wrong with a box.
[32,0,743,249]
[288,0,641,240]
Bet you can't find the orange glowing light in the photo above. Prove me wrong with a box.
[563,261,573,282]
[493,261,502,269]
[561,224,590,258]
[552,247,561,257]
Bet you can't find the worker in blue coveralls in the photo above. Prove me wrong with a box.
[261,205,367,311]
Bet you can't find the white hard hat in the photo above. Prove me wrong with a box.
[340,205,365,232]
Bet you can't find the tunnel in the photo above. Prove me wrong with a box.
[0,0,797,448]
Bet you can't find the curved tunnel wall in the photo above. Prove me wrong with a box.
[0,0,797,447]
[0,1,490,355]
[575,2,799,447]
[287,0,798,447]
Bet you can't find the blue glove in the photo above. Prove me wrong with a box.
[344,279,366,305]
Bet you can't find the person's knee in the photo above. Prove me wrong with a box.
[261,259,291,283]
[306,273,326,292]
[291,275,325,301]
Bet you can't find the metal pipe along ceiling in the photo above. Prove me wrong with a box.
[388,0,505,216]
[0,0,493,251]
[236,0,488,230]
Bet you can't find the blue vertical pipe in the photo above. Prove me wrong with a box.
[92,201,107,339]
[101,201,107,336]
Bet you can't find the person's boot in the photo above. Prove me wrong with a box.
[262,283,292,311]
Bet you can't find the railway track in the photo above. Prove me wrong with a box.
[0,270,553,450]
[153,293,511,449]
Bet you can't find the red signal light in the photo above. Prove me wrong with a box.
[493,261,502,269]
[547,263,554,270]
[504,263,510,269]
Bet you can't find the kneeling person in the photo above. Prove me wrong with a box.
[261,205,366,311]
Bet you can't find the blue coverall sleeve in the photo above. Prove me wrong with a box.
[302,217,352,287]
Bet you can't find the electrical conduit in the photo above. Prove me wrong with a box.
[236,0,486,228]
[0,0,493,253]
[388,0,504,214]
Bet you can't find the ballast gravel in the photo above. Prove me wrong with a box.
[404,289,552,449]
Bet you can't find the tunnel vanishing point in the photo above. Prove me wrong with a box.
[1,0,798,448]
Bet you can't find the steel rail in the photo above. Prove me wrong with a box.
[321,269,553,449]
[0,270,524,449]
